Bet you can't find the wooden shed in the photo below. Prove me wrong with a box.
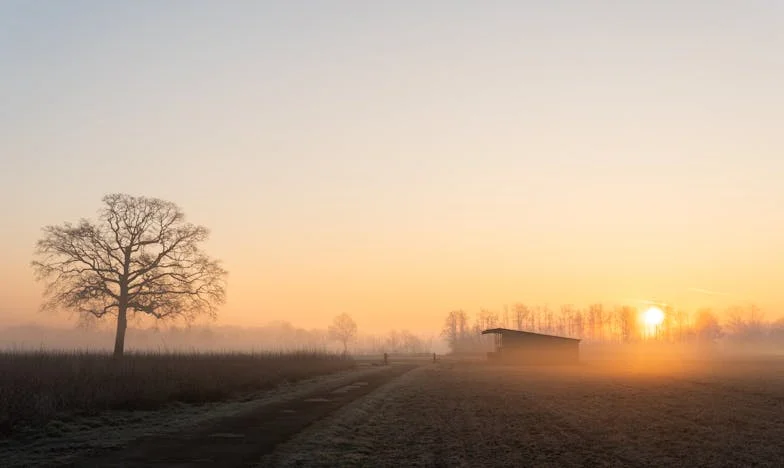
[481,328,580,364]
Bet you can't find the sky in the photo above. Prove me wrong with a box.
[1,1,783,333]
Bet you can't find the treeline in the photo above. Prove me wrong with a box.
[0,321,435,354]
[0,322,332,352]
[354,330,435,355]
[441,304,784,353]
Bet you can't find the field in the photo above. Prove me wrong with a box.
[0,351,354,437]
[2,351,783,467]
[269,355,784,467]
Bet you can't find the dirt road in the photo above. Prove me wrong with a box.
[78,364,416,467]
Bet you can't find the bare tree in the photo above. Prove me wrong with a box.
[769,318,784,342]
[558,305,573,337]
[571,308,584,338]
[725,304,765,340]
[329,313,357,354]
[694,308,722,342]
[618,306,636,343]
[513,303,529,331]
[671,308,689,342]
[441,310,468,352]
[587,304,601,341]
[400,330,425,354]
[478,308,499,330]
[543,305,554,334]
[32,194,227,356]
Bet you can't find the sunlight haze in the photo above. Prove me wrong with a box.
[1,1,783,333]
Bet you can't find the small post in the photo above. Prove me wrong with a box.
[383,352,388,366]
[433,352,436,363]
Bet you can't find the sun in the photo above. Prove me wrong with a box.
[643,306,665,327]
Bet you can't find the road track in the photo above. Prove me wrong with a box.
[80,364,416,467]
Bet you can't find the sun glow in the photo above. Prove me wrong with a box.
[643,306,665,327]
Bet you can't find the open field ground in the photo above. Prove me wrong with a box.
[270,356,784,467]
[0,361,397,467]
[2,353,782,467]
[0,351,354,437]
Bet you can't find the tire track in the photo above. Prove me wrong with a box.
[78,364,417,467]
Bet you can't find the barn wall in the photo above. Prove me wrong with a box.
[498,334,579,364]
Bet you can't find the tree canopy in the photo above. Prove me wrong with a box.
[329,313,358,354]
[32,194,227,355]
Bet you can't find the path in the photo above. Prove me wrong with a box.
[77,364,416,467]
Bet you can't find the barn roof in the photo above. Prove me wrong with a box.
[481,328,581,342]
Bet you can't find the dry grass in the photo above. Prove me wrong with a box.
[0,350,354,436]
[272,357,784,467]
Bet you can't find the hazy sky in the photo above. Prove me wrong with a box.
[1,1,783,332]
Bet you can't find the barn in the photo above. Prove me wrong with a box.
[481,328,580,364]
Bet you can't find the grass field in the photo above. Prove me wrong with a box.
[3,349,782,467]
[0,350,354,436]
[272,355,784,467]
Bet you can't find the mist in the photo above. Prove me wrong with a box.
[0,321,441,354]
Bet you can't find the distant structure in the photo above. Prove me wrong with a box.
[481,328,580,364]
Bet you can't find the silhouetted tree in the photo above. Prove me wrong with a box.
[769,318,784,342]
[671,308,689,342]
[725,304,765,340]
[557,305,571,337]
[399,330,426,353]
[32,194,227,356]
[571,308,584,338]
[513,303,529,331]
[329,313,357,354]
[385,329,401,352]
[545,307,553,332]
[694,308,722,342]
[587,304,602,341]
[478,308,500,330]
[441,310,468,352]
[618,306,636,343]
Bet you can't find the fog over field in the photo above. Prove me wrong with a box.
[267,358,784,467]
[2,1,784,466]
[0,322,441,355]
[2,302,781,356]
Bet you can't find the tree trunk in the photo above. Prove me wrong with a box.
[113,306,127,357]
[342,340,348,355]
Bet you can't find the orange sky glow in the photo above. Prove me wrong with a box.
[1,2,783,334]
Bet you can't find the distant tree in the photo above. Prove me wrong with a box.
[671,308,689,342]
[769,318,784,342]
[329,313,357,354]
[725,304,765,340]
[441,310,468,352]
[557,305,572,337]
[400,330,425,353]
[543,305,555,334]
[478,308,500,330]
[694,309,722,342]
[618,306,636,343]
[571,308,584,339]
[32,194,227,357]
[513,303,529,331]
[587,304,603,341]
[385,329,401,352]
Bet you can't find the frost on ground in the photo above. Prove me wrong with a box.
[268,359,784,467]
[0,365,387,468]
